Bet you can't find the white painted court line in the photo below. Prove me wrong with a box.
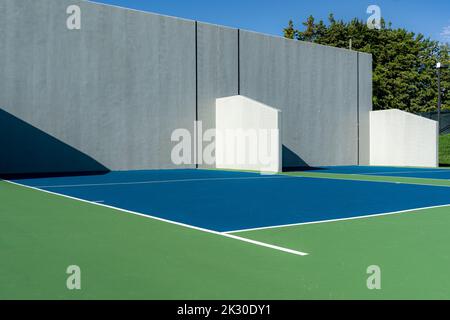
[224,203,450,234]
[284,173,450,188]
[357,170,449,176]
[5,180,308,257]
[33,175,294,189]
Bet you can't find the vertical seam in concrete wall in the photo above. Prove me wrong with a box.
[357,52,360,165]
[195,21,199,169]
[238,29,241,95]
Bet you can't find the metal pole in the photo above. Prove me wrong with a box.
[438,67,441,133]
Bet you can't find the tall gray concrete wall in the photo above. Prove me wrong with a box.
[239,31,360,167]
[197,23,238,168]
[0,0,196,174]
[0,0,372,175]
[358,53,373,165]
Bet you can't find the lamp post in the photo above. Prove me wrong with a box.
[436,62,448,132]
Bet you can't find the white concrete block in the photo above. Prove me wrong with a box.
[216,95,281,173]
[370,109,438,168]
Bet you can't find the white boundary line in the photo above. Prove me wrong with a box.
[224,203,450,234]
[33,171,450,189]
[5,180,308,257]
[33,176,293,189]
[285,172,450,188]
[357,170,450,176]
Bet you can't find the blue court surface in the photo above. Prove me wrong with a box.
[307,166,450,180]
[12,169,450,232]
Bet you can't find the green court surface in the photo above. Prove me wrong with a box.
[1,174,450,300]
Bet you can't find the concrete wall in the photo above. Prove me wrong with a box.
[370,110,438,168]
[239,31,360,168]
[216,96,281,173]
[0,0,373,175]
[197,23,239,168]
[358,53,373,165]
[0,0,196,174]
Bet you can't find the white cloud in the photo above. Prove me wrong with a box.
[441,25,450,41]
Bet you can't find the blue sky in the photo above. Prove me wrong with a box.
[91,0,449,43]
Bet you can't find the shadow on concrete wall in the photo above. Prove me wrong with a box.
[282,145,323,172]
[0,109,109,179]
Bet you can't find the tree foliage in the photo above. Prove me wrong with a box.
[284,16,450,112]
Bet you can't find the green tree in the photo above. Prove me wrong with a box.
[283,20,297,39]
[284,16,450,112]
